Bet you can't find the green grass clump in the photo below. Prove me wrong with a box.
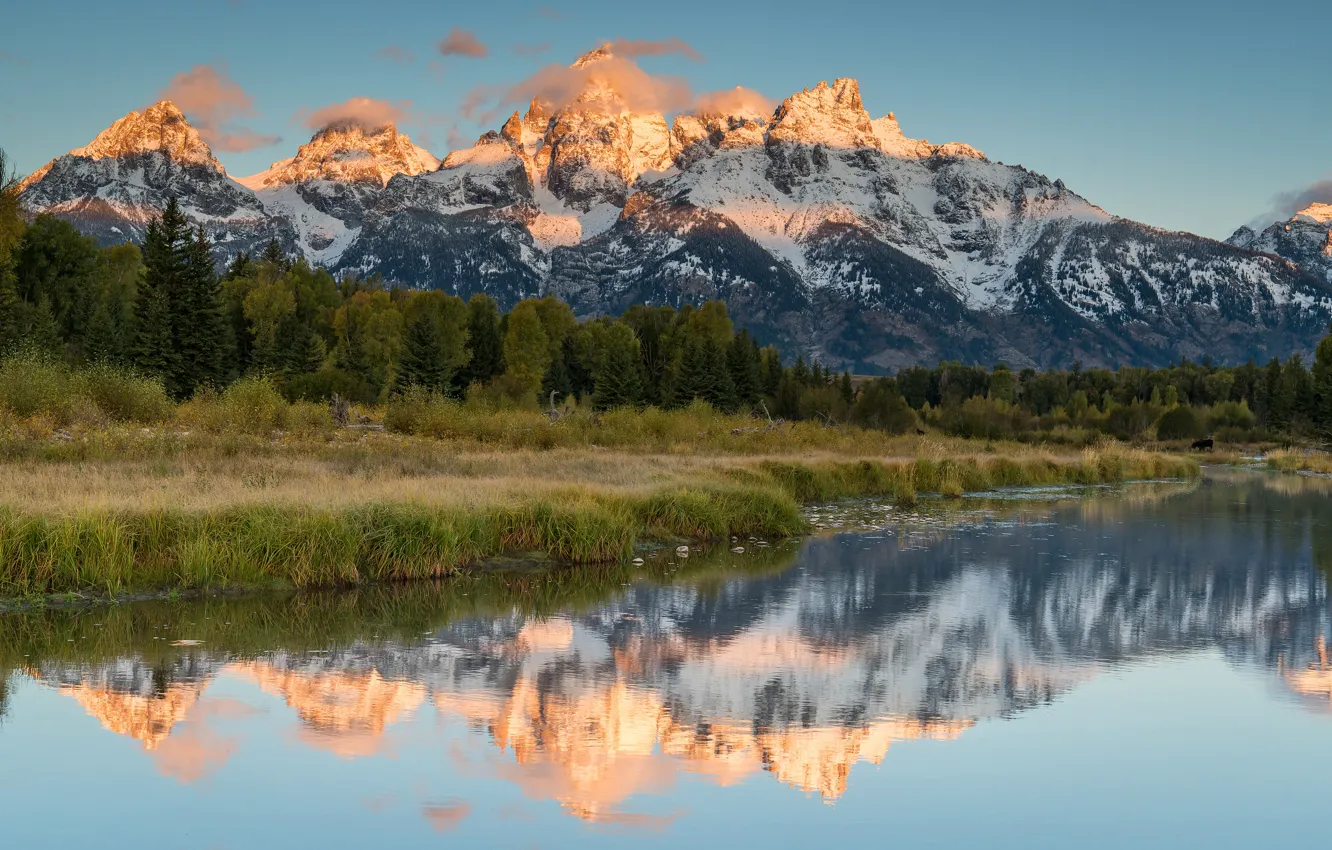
[0,482,812,597]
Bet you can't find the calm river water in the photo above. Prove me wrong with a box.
[2,470,1330,848]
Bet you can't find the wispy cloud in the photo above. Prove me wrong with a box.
[376,45,415,63]
[159,64,280,152]
[608,38,703,61]
[461,48,694,124]
[438,28,488,59]
[513,43,551,57]
[694,86,774,118]
[0,50,27,65]
[297,97,414,132]
[534,6,562,19]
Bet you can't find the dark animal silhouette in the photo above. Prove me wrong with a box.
[1190,437,1215,452]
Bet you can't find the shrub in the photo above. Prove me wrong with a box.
[75,363,172,423]
[180,375,288,434]
[283,366,376,404]
[1156,405,1205,441]
[849,379,918,434]
[0,354,169,425]
[0,354,76,419]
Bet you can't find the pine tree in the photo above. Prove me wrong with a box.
[172,226,227,395]
[260,239,287,268]
[0,147,25,352]
[1313,323,1332,438]
[701,336,736,410]
[458,293,503,390]
[286,323,327,377]
[1260,357,1288,430]
[671,338,709,406]
[727,329,761,408]
[541,345,573,404]
[774,369,802,419]
[592,326,643,410]
[84,295,122,363]
[0,273,20,354]
[131,216,181,389]
[394,310,448,394]
[225,251,252,281]
[838,371,856,406]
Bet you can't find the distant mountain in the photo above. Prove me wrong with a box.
[1228,203,1332,288]
[21,49,1332,369]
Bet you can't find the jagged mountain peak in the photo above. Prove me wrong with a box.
[769,78,878,148]
[1294,203,1332,224]
[23,100,220,189]
[77,100,217,166]
[573,44,615,68]
[238,122,437,190]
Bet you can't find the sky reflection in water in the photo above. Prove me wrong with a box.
[1,470,1330,849]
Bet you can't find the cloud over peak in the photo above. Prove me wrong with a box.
[298,97,413,132]
[158,64,279,153]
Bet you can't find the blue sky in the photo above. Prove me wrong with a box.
[0,0,1326,239]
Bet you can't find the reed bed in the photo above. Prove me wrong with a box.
[0,443,1197,598]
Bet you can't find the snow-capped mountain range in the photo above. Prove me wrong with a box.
[20,46,1332,368]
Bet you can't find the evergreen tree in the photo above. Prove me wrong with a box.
[759,346,783,399]
[225,251,252,280]
[0,273,21,354]
[592,325,643,410]
[701,336,737,410]
[1260,357,1289,430]
[394,310,448,394]
[774,369,802,419]
[458,293,503,389]
[0,148,26,351]
[1313,323,1332,437]
[791,356,810,387]
[838,371,856,406]
[286,323,327,377]
[172,226,227,395]
[260,239,287,268]
[84,296,122,363]
[727,329,762,408]
[541,344,574,403]
[131,216,182,389]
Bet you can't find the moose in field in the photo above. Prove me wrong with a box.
[1190,437,1215,452]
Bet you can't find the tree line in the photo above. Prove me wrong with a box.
[2,166,1331,442]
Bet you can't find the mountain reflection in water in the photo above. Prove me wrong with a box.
[2,470,1331,844]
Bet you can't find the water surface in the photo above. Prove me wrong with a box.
[2,470,1331,848]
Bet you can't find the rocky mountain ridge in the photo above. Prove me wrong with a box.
[20,48,1332,369]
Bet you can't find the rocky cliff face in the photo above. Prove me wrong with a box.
[21,62,1332,368]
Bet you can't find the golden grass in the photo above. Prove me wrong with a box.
[1266,448,1332,475]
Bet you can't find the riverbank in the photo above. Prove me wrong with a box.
[0,428,1196,599]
